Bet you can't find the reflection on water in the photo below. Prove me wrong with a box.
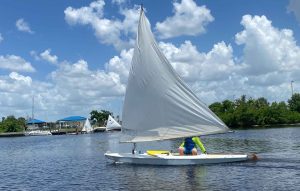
[0,127,299,190]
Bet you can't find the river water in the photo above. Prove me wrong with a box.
[0,127,299,191]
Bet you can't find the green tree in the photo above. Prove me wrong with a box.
[208,95,300,128]
[209,102,223,115]
[90,110,112,126]
[288,93,300,112]
[0,116,24,132]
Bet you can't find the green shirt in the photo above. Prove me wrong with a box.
[180,137,206,153]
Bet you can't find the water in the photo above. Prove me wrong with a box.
[0,127,299,191]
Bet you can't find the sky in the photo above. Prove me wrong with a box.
[1,0,300,121]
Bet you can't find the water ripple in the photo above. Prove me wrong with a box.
[0,127,299,191]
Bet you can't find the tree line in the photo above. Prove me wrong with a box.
[209,93,300,128]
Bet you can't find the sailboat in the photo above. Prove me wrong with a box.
[81,118,93,133]
[26,96,51,136]
[105,7,253,165]
[106,115,121,131]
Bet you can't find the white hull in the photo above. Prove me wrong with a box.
[81,130,93,134]
[104,152,249,165]
[106,127,121,131]
[25,130,52,136]
[93,127,106,132]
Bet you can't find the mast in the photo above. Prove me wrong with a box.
[132,143,136,154]
[32,96,34,120]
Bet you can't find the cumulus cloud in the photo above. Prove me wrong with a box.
[0,72,54,118]
[235,15,300,78]
[159,41,239,82]
[287,0,300,24]
[9,72,32,86]
[40,49,58,64]
[16,18,34,34]
[30,49,58,64]
[208,14,300,103]
[0,72,32,93]
[64,0,139,50]
[154,15,300,103]
[106,48,133,83]
[0,55,35,72]
[0,33,3,43]
[0,58,127,120]
[156,0,214,39]
[50,59,125,102]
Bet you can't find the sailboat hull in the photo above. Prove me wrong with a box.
[104,152,250,166]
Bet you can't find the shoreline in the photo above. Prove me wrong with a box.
[0,132,25,137]
[231,123,300,130]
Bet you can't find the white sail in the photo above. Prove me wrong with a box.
[120,9,229,143]
[82,118,93,133]
[106,115,121,131]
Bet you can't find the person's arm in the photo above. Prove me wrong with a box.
[193,137,206,153]
[180,141,184,147]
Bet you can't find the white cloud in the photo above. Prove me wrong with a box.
[40,49,58,64]
[0,57,127,120]
[159,41,239,82]
[106,48,133,83]
[50,59,125,100]
[287,0,300,24]
[64,0,139,50]
[155,0,214,39]
[0,33,3,43]
[170,14,300,104]
[235,15,300,76]
[112,0,126,5]
[9,72,32,86]
[0,72,32,93]
[0,72,54,119]
[30,50,40,61]
[202,14,300,103]
[16,18,34,34]
[0,72,33,118]
[0,55,35,72]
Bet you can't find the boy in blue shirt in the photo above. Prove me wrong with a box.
[178,137,207,155]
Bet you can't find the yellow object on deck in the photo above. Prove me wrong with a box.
[147,150,170,156]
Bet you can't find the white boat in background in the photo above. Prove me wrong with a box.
[93,126,107,132]
[25,130,52,136]
[82,118,93,133]
[106,115,121,131]
[105,7,254,165]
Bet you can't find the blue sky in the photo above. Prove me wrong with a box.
[1,0,300,121]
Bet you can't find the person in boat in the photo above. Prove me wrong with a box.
[178,137,207,155]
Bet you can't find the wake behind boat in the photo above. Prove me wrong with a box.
[105,7,255,165]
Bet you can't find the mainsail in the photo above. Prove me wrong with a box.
[82,118,93,133]
[106,115,121,131]
[121,9,229,143]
